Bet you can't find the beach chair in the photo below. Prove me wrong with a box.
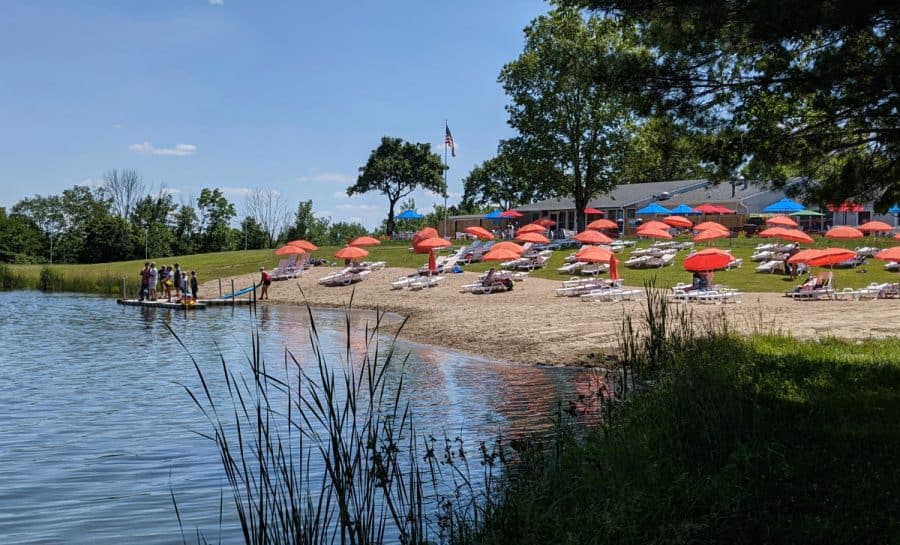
[884,261,900,272]
[557,260,586,274]
[580,263,609,276]
[409,275,444,290]
[785,271,833,300]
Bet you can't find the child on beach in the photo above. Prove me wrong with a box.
[259,267,272,299]
[190,271,198,301]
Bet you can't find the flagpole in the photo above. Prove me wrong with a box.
[443,119,449,238]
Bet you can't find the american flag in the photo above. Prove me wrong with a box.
[444,123,456,157]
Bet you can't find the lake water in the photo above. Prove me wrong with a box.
[0,291,600,544]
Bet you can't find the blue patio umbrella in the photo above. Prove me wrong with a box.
[763,198,805,214]
[669,203,699,215]
[636,202,671,215]
[889,204,900,214]
[483,209,503,220]
[396,209,424,220]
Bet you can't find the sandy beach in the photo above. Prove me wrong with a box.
[203,268,900,366]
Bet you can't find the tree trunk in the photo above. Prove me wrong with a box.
[386,200,397,238]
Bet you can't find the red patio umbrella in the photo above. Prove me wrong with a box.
[412,227,439,246]
[517,223,547,234]
[805,248,857,267]
[638,227,673,240]
[609,255,619,281]
[758,227,814,244]
[827,202,864,212]
[348,236,381,247]
[335,246,368,260]
[413,237,452,253]
[535,218,556,227]
[663,215,693,228]
[490,241,526,255]
[464,226,495,240]
[575,246,614,263]
[787,249,824,265]
[584,208,604,215]
[482,247,522,261]
[587,219,618,230]
[894,233,900,241]
[275,244,307,256]
[636,221,671,232]
[515,231,550,244]
[858,221,894,233]
[693,228,730,242]
[694,221,728,232]
[683,248,734,272]
[499,209,523,218]
[427,250,437,273]
[765,215,799,228]
[825,226,864,240]
[873,246,900,262]
[712,205,736,214]
[574,230,613,244]
[693,204,724,214]
[286,239,318,251]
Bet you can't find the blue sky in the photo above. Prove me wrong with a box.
[0,0,549,228]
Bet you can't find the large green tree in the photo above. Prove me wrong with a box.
[461,149,552,212]
[197,188,237,253]
[619,117,712,184]
[569,0,900,209]
[282,200,331,245]
[348,137,446,237]
[500,8,642,231]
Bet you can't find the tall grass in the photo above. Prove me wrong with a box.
[171,292,517,544]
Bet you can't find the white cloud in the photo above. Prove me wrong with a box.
[296,169,355,184]
[348,216,363,224]
[160,187,182,196]
[128,142,197,157]
[221,187,252,199]
[209,0,224,5]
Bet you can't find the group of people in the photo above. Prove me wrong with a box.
[690,270,715,291]
[139,262,199,303]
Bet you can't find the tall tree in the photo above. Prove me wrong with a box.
[104,169,145,219]
[461,149,551,211]
[171,202,199,256]
[348,137,446,237]
[11,195,66,262]
[283,200,330,245]
[499,8,640,232]
[197,188,237,253]
[568,0,900,209]
[619,117,711,184]
[244,188,290,248]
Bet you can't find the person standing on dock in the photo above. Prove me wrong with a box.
[259,267,271,300]
[148,263,158,301]
[190,271,198,301]
[139,262,150,301]
[163,266,174,302]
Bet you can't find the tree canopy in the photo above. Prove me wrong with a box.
[348,137,446,237]
[567,0,900,209]
[499,8,643,231]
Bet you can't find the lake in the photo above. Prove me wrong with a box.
[0,291,600,544]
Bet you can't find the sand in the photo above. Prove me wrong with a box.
[202,268,900,366]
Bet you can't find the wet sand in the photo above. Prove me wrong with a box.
[203,268,900,366]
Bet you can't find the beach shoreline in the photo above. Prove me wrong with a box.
[202,267,900,366]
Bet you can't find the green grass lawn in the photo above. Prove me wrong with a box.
[3,236,898,294]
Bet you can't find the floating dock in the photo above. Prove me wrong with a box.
[116,298,255,309]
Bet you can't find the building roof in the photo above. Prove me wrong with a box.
[515,180,709,212]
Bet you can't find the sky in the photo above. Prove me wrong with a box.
[0,0,550,229]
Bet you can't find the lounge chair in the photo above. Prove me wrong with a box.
[884,261,900,272]
[785,271,833,300]
[557,260,586,274]
[409,275,444,290]
[319,268,370,287]
[580,263,609,276]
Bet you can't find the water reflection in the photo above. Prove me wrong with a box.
[0,292,595,544]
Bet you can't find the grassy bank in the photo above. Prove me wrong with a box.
[468,324,900,543]
[3,235,898,295]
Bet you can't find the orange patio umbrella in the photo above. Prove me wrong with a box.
[894,233,900,241]
[275,244,307,256]
[636,221,671,232]
[490,241,526,255]
[758,227,814,244]
[683,248,734,272]
[348,236,381,247]
[694,221,728,232]
[609,254,619,281]
[574,230,613,244]
[663,215,694,228]
[412,227,440,246]
[464,226,495,240]
[286,239,318,251]
[335,246,368,260]
[805,248,857,267]
[765,215,799,228]
[575,246,614,263]
[535,218,556,227]
[638,227,673,240]
[587,218,618,230]
[858,221,894,233]
[825,226,864,240]
[482,247,522,262]
[873,246,900,262]
[517,223,547,234]
[787,249,823,265]
[413,237,453,253]
[515,231,550,244]
[693,228,730,242]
